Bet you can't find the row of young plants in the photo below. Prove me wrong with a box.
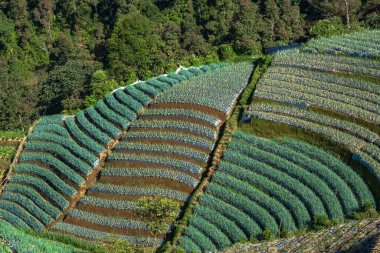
[257,78,380,114]
[232,133,360,216]
[114,142,209,163]
[5,184,60,219]
[303,29,380,58]
[248,110,363,150]
[254,85,380,124]
[352,151,380,180]
[65,117,104,154]
[24,141,92,177]
[179,132,375,252]
[27,132,98,167]
[272,52,380,78]
[101,167,199,187]
[79,196,138,211]
[52,223,162,246]
[155,62,253,114]
[0,199,44,231]
[266,66,380,97]
[224,147,342,219]
[132,119,218,140]
[85,107,122,138]
[33,124,70,138]
[18,152,86,185]
[141,108,222,127]
[248,104,378,142]
[67,209,148,230]
[112,89,144,114]
[103,94,137,121]
[122,131,215,150]
[8,175,69,210]
[76,111,112,145]
[218,161,312,228]
[1,192,53,226]
[280,138,375,207]
[265,71,380,106]
[363,144,380,162]
[13,164,76,198]
[95,100,130,129]
[89,183,189,201]
[108,153,203,175]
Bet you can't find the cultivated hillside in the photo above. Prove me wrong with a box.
[0,29,379,253]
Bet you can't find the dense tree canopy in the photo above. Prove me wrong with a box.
[0,0,377,130]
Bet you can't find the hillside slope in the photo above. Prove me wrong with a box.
[51,62,253,244]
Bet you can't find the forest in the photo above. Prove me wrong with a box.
[0,0,378,131]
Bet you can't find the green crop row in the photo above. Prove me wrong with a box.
[24,141,92,177]
[104,93,137,121]
[133,119,217,139]
[76,111,112,145]
[248,104,378,142]
[89,183,188,201]
[1,192,53,226]
[122,130,215,150]
[113,89,144,113]
[28,132,98,166]
[52,222,161,246]
[233,133,359,215]
[19,152,85,185]
[5,184,60,219]
[68,209,148,230]
[9,175,69,210]
[282,138,376,208]
[65,117,104,155]
[141,108,221,127]
[108,153,203,175]
[95,100,130,129]
[33,124,70,138]
[101,167,199,187]
[0,200,44,231]
[85,107,122,138]
[114,142,209,163]
[79,196,138,211]
[14,164,77,198]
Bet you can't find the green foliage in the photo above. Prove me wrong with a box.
[260,229,272,241]
[0,130,24,139]
[135,197,180,236]
[0,221,85,253]
[37,60,98,115]
[310,17,347,38]
[84,70,119,107]
[108,11,164,81]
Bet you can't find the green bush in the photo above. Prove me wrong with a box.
[310,17,347,38]
[218,44,236,61]
[260,229,272,241]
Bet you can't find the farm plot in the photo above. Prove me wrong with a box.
[252,61,380,124]
[303,29,380,58]
[272,52,380,78]
[179,131,375,252]
[246,103,378,152]
[0,64,222,232]
[52,62,253,245]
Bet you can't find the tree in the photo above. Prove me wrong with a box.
[231,0,262,55]
[307,0,362,28]
[84,70,119,107]
[107,11,164,81]
[37,60,97,114]
[135,197,180,246]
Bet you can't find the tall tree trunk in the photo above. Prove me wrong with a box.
[343,0,351,28]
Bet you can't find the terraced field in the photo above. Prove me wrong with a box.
[50,62,253,244]
[179,131,375,252]
[245,50,380,186]
[0,63,225,233]
[304,29,380,59]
